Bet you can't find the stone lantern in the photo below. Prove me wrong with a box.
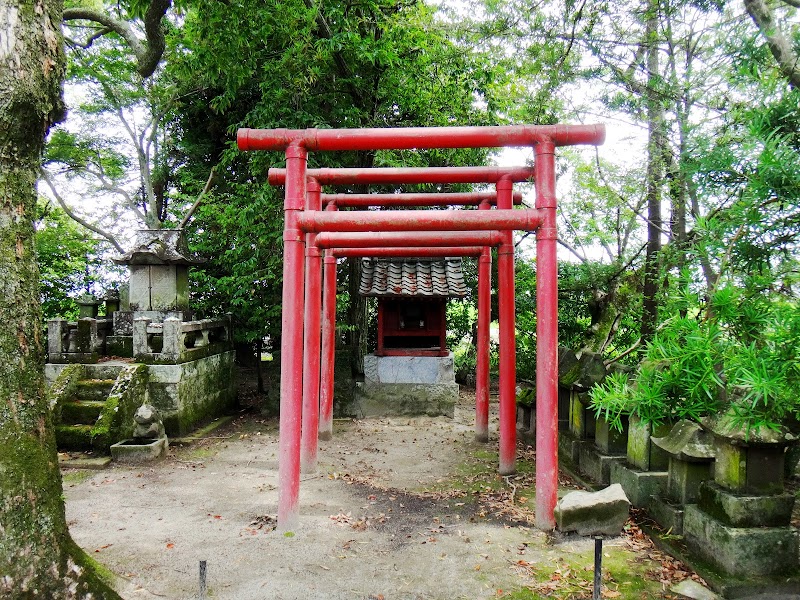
[113,229,202,317]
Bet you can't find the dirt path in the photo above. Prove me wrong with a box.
[63,397,682,600]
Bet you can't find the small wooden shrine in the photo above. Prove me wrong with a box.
[359,257,468,356]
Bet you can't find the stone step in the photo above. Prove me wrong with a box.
[55,424,94,451]
[60,400,106,426]
[72,379,116,402]
[82,364,125,380]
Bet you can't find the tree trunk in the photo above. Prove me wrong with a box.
[640,4,665,343]
[0,0,120,596]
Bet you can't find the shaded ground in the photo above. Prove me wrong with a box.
[63,391,698,599]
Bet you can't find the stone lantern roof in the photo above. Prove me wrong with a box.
[113,229,203,266]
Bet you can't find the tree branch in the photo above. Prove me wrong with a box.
[63,0,171,78]
[744,0,800,89]
[39,169,124,254]
[179,167,217,229]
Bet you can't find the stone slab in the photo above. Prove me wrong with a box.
[363,353,455,385]
[58,456,112,470]
[579,443,626,485]
[649,495,685,535]
[610,462,667,509]
[697,481,794,528]
[354,381,457,418]
[670,579,721,600]
[554,483,630,536]
[683,504,800,577]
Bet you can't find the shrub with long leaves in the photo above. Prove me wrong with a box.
[591,286,800,433]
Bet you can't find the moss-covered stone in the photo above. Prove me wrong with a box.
[627,416,672,471]
[569,391,595,440]
[55,424,95,450]
[73,379,115,402]
[667,457,713,504]
[697,481,794,527]
[91,364,148,453]
[47,363,84,423]
[713,437,787,495]
[683,504,799,577]
[60,400,106,425]
[595,415,628,454]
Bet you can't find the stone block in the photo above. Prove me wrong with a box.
[595,416,628,454]
[363,353,455,385]
[610,461,667,509]
[714,439,786,495]
[354,381,457,418]
[683,504,799,577]
[649,495,685,535]
[667,457,713,505]
[697,481,794,528]
[554,483,630,536]
[627,416,672,471]
[569,392,595,440]
[580,443,627,485]
[558,431,584,467]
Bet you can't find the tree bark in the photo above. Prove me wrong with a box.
[744,0,800,89]
[640,4,665,343]
[0,0,120,596]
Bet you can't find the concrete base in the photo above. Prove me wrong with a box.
[649,495,685,535]
[363,353,455,384]
[683,504,800,577]
[579,443,626,485]
[354,381,457,418]
[111,437,168,462]
[610,462,667,509]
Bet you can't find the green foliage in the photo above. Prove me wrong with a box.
[34,200,105,320]
[591,286,800,432]
[169,0,506,346]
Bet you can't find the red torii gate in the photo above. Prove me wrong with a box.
[238,124,606,530]
[269,167,537,472]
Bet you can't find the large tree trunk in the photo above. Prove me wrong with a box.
[0,1,120,596]
[640,4,665,343]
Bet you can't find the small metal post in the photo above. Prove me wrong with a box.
[593,536,603,600]
[199,560,207,599]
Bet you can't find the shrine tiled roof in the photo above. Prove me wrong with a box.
[359,257,468,298]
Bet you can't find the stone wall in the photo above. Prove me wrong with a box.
[147,350,236,435]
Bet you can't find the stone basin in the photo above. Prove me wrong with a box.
[110,437,168,463]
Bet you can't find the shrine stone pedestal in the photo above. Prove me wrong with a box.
[354,353,457,417]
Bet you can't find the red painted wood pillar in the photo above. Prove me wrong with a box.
[278,143,307,529]
[319,251,337,441]
[535,141,558,530]
[496,178,517,475]
[475,200,491,443]
[301,179,322,473]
